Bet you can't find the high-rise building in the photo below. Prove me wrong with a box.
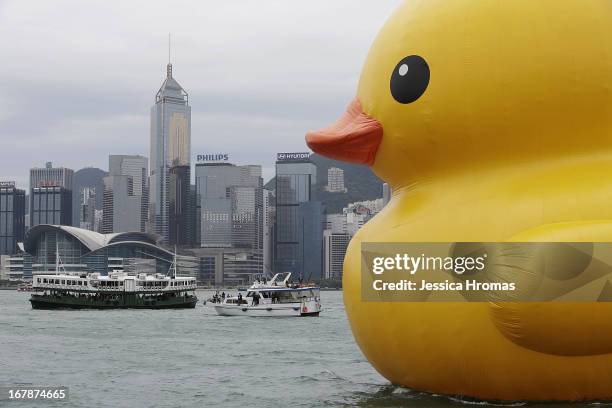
[30,162,74,191]
[326,167,347,193]
[79,187,97,231]
[0,182,26,256]
[30,162,74,227]
[150,62,191,243]
[195,162,263,285]
[72,167,107,227]
[109,155,148,232]
[323,230,350,279]
[262,189,275,276]
[168,164,191,246]
[30,187,72,227]
[274,153,323,280]
[101,175,141,233]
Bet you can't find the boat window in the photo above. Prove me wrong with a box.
[43,279,47,283]
[84,281,88,286]
[61,280,65,284]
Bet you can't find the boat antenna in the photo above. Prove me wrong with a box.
[168,245,178,279]
[55,239,65,274]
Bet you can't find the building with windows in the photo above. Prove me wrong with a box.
[22,225,188,277]
[326,167,347,193]
[323,231,350,279]
[79,187,97,231]
[30,187,72,228]
[274,153,323,281]
[72,167,107,228]
[322,197,389,280]
[0,182,26,256]
[195,162,263,285]
[0,254,31,280]
[30,163,74,227]
[109,155,148,232]
[101,175,142,233]
[150,62,191,243]
[168,164,191,246]
[262,189,275,276]
[30,162,74,192]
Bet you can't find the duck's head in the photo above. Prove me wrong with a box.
[306,0,612,188]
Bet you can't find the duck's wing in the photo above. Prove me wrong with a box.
[486,221,612,356]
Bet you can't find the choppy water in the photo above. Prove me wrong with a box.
[0,290,605,407]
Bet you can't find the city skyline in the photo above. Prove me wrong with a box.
[0,0,402,188]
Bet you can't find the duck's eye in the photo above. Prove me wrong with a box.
[390,55,430,104]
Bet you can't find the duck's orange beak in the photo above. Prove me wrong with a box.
[306,98,383,166]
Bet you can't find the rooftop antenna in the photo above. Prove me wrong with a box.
[167,33,173,78]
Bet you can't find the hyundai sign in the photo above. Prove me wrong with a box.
[276,152,310,162]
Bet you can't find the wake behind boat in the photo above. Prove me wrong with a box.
[212,273,321,317]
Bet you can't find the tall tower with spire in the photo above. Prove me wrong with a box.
[149,43,191,243]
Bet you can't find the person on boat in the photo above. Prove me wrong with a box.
[238,293,243,304]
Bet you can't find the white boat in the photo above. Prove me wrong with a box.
[212,273,321,317]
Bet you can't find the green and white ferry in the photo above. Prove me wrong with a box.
[30,272,198,309]
[29,247,198,309]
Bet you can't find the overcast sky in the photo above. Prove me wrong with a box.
[0,0,401,188]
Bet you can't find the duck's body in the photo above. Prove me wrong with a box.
[306,0,612,401]
[346,154,612,400]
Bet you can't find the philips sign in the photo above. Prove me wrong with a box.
[197,154,229,162]
[277,152,310,162]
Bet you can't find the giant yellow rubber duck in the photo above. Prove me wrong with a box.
[306,0,612,402]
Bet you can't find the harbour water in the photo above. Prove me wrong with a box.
[0,290,603,407]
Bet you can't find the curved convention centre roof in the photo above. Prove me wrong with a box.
[24,225,160,255]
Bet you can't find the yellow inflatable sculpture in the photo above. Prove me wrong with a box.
[306,0,612,401]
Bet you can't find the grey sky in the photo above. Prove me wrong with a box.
[0,0,402,188]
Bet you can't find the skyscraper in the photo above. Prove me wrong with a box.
[30,162,74,227]
[262,189,275,276]
[150,62,191,243]
[323,230,350,279]
[274,153,323,280]
[30,187,72,227]
[0,182,26,256]
[30,162,74,191]
[168,164,191,246]
[72,167,107,227]
[101,175,141,233]
[79,187,97,231]
[109,155,148,232]
[195,162,263,285]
